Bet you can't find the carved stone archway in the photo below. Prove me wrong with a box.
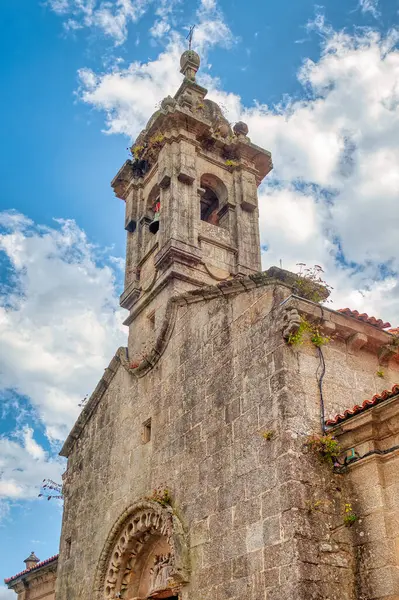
[94,501,189,600]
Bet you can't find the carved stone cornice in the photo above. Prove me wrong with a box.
[119,281,141,310]
[328,396,399,462]
[279,295,397,356]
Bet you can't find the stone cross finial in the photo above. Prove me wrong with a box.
[186,25,195,50]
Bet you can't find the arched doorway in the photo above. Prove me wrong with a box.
[95,501,189,600]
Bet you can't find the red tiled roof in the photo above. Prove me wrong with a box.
[338,308,391,330]
[326,384,399,426]
[388,328,399,335]
[5,555,59,584]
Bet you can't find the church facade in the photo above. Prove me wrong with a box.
[6,50,399,600]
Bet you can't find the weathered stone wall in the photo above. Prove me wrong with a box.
[331,399,399,600]
[56,281,367,600]
[280,298,399,428]
[277,298,399,600]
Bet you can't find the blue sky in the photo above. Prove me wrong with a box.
[1,0,399,594]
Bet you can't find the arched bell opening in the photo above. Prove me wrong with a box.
[199,174,228,228]
[147,184,161,235]
[200,187,219,225]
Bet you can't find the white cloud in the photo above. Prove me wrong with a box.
[78,37,184,135]
[47,0,153,45]
[359,0,380,18]
[150,19,170,39]
[0,501,10,524]
[193,0,235,55]
[0,211,126,442]
[48,0,234,50]
[149,0,180,40]
[76,23,399,326]
[0,428,63,502]
[0,586,14,600]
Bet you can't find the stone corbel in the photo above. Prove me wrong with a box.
[378,343,399,366]
[346,332,368,353]
[322,320,336,336]
[159,173,171,188]
[177,170,195,185]
[282,307,302,340]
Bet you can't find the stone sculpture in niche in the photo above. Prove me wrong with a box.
[148,553,174,598]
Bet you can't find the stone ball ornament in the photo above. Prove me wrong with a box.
[161,95,176,110]
[180,50,201,70]
[233,121,249,136]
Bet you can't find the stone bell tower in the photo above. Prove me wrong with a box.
[111,50,272,361]
[54,44,399,600]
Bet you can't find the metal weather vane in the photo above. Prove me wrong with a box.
[186,25,195,50]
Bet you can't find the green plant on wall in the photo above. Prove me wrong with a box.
[260,430,275,441]
[390,334,399,347]
[343,502,358,527]
[132,145,144,159]
[225,159,239,169]
[287,318,331,348]
[148,134,165,151]
[305,434,341,465]
[295,263,333,303]
[146,487,171,507]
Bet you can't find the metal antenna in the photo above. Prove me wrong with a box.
[186,25,195,50]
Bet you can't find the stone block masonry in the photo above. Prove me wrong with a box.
[56,275,374,600]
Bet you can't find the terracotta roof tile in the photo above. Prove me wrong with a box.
[337,308,391,330]
[325,384,399,426]
[388,327,399,335]
[4,555,58,584]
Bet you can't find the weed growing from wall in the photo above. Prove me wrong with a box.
[343,503,358,527]
[295,264,333,303]
[305,434,341,466]
[287,318,331,348]
[146,487,171,507]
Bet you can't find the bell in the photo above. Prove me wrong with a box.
[149,211,160,234]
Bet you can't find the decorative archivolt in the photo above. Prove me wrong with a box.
[94,500,189,600]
